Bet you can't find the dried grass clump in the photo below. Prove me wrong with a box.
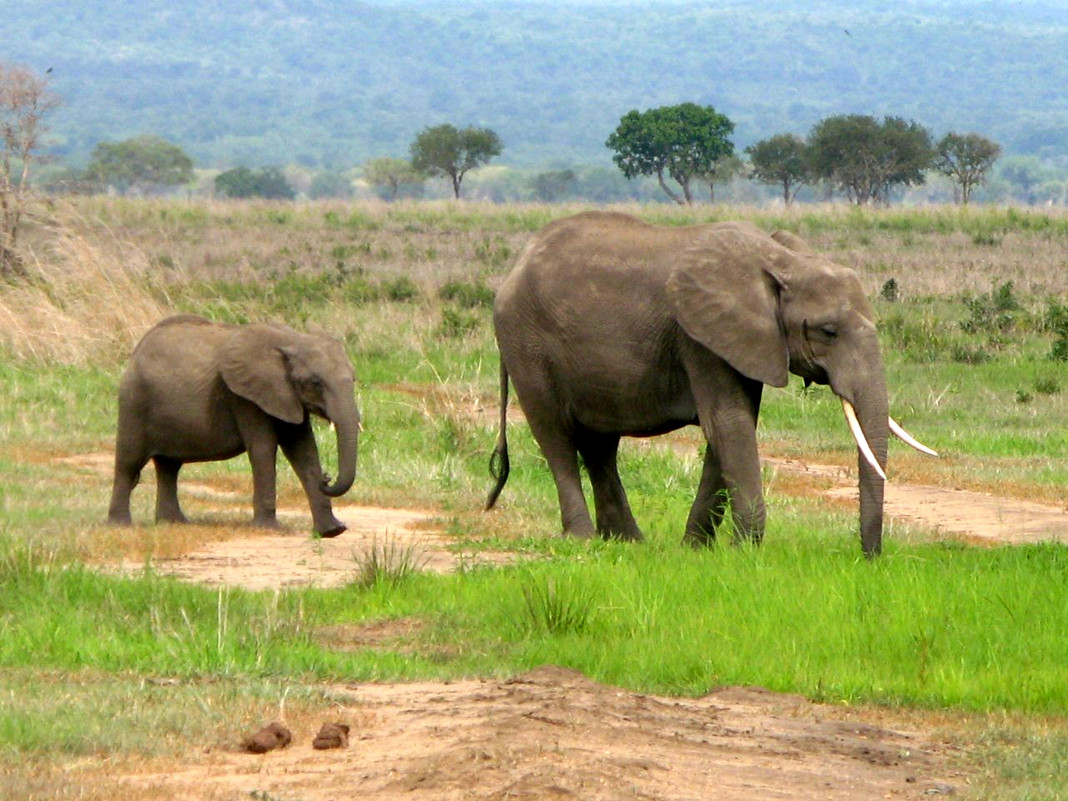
[0,216,171,366]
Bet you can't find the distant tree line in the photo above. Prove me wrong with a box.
[607,104,1002,207]
[0,60,1046,232]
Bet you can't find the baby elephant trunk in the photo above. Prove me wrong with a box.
[320,404,359,498]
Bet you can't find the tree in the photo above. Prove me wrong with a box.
[214,166,295,199]
[307,170,353,200]
[86,134,193,195]
[605,103,735,205]
[746,133,811,205]
[0,62,60,276]
[364,157,423,201]
[530,168,575,202]
[409,124,502,199]
[934,132,1001,204]
[702,155,747,203]
[807,115,933,205]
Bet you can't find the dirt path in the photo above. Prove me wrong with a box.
[767,456,1068,546]
[124,666,965,801]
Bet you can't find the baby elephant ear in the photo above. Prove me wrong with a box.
[770,229,818,255]
[667,226,790,388]
[219,325,305,424]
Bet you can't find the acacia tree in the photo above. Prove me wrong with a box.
[808,115,933,205]
[746,133,811,205]
[214,166,294,199]
[364,156,423,200]
[606,103,735,205]
[0,62,60,276]
[410,124,502,199]
[935,132,1001,204]
[87,134,193,195]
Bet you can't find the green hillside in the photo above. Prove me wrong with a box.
[6,0,1067,168]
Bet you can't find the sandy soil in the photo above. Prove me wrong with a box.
[123,666,965,801]
[59,445,1068,799]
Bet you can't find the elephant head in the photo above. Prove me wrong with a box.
[219,324,359,497]
[668,223,933,556]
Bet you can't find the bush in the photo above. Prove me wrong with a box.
[438,307,480,339]
[961,280,1018,335]
[438,280,495,309]
[880,278,900,303]
[382,276,419,303]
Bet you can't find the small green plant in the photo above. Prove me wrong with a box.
[1042,299,1068,362]
[961,280,1019,335]
[519,576,593,635]
[880,277,900,303]
[438,279,495,309]
[472,236,512,269]
[971,231,1003,247]
[352,537,424,589]
[382,275,419,302]
[952,343,994,365]
[1015,389,1033,404]
[438,307,480,339]
[1034,377,1061,395]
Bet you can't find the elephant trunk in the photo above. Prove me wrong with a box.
[320,394,360,498]
[831,343,889,558]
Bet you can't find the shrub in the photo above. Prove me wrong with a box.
[961,280,1018,335]
[438,280,495,309]
[438,307,480,339]
[880,278,900,303]
[382,276,419,303]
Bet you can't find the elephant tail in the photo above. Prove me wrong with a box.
[485,358,511,511]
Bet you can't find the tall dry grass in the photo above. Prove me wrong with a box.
[0,210,172,366]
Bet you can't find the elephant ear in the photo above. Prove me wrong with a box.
[770,229,817,255]
[667,227,790,388]
[219,325,304,424]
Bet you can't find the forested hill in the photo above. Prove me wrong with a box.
[7,0,1067,169]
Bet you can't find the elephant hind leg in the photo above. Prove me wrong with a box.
[153,456,188,523]
[577,431,642,542]
[525,417,595,538]
[108,456,146,525]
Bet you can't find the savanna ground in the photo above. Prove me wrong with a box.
[1,199,1067,800]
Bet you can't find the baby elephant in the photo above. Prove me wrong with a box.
[108,314,360,537]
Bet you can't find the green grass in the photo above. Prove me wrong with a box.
[2,199,1067,795]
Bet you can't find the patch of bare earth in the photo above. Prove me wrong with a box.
[117,666,964,801]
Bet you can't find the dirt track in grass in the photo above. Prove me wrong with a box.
[54,443,1068,800]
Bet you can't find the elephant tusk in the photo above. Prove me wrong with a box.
[888,416,939,457]
[841,398,887,481]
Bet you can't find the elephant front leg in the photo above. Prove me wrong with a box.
[280,425,347,538]
[245,437,281,530]
[688,367,766,546]
[683,444,728,547]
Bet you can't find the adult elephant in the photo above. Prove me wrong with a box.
[485,212,934,557]
[108,314,360,537]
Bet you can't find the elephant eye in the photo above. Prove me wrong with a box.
[819,324,839,339]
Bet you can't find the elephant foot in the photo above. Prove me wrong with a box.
[598,527,644,543]
[316,522,347,539]
[683,528,717,549]
[107,512,133,526]
[157,512,189,525]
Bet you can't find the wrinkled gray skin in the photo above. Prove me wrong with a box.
[487,212,888,556]
[108,314,360,537]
